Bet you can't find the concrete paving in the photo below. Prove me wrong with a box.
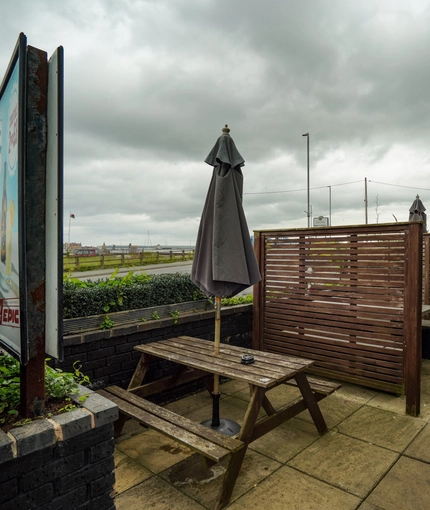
[113,360,430,509]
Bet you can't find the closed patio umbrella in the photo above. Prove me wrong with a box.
[191,124,261,434]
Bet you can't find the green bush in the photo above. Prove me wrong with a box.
[0,355,90,427]
[63,272,206,319]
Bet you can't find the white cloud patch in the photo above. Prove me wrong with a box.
[1,0,430,246]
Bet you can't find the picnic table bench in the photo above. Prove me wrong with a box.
[99,336,340,509]
[98,385,244,464]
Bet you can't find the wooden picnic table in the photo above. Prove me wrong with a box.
[100,336,338,510]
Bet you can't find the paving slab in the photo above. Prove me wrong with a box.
[338,406,426,452]
[183,394,252,425]
[114,418,148,444]
[114,475,205,510]
[421,359,430,375]
[296,392,367,429]
[249,417,321,463]
[227,465,360,510]
[365,456,430,510]
[334,382,378,404]
[403,422,430,462]
[160,449,281,508]
[165,390,212,415]
[114,449,153,495]
[116,428,193,474]
[218,379,249,395]
[287,430,399,498]
[357,502,382,510]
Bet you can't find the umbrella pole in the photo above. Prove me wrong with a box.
[211,296,221,425]
[214,296,221,394]
[202,296,240,435]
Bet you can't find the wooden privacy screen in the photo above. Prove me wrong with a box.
[253,222,423,416]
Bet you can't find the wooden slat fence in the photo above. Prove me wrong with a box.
[253,222,422,416]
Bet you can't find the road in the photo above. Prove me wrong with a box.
[69,261,193,281]
[69,260,253,296]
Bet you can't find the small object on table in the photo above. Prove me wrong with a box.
[241,354,254,365]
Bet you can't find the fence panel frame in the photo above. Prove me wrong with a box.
[253,222,422,416]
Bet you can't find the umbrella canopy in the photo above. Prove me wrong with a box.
[191,125,261,434]
[191,125,261,298]
[409,194,427,230]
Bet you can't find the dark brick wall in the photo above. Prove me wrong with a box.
[0,424,115,510]
[55,305,253,405]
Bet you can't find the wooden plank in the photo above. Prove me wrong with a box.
[98,392,231,462]
[104,386,244,451]
[265,313,403,339]
[264,348,403,385]
[250,392,328,442]
[308,365,403,394]
[403,223,422,416]
[99,387,244,459]
[135,336,314,382]
[128,368,210,397]
[267,299,404,319]
[253,230,264,351]
[174,336,314,369]
[264,336,404,368]
[134,342,286,388]
[127,353,150,390]
[285,377,341,395]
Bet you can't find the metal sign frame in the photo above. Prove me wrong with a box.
[46,46,64,360]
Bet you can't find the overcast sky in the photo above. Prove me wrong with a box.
[1,0,430,247]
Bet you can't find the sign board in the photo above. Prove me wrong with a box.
[0,34,27,360]
[0,34,64,363]
[313,216,329,227]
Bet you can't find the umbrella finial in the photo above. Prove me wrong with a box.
[222,124,230,136]
[417,194,420,199]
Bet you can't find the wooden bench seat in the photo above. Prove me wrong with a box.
[98,385,244,463]
[422,320,430,329]
[285,376,341,396]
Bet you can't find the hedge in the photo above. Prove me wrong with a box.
[63,272,206,319]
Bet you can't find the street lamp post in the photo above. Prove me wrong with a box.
[302,132,310,227]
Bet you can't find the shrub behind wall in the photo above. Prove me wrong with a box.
[63,273,205,319]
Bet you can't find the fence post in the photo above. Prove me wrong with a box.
[252,231,263,350]
[170,250,173,261]
[140,251,144,264]
[404,222,422,416]
[424,234,429,306]
[181,250,185,261]
[101,254,104,269]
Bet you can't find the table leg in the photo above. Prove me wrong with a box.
[215,386,265,510]
[294,371,328,435]
[249,383,276,415]
[127,353,151,390]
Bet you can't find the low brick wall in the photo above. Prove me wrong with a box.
[0,388,118,510]
[55,304,253,404]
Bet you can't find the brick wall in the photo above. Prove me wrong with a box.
[55,304,253,405]
[0,389,118,510]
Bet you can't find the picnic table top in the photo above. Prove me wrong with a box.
[134,335,315,389]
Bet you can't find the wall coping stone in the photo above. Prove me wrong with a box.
[63,303,252,346]
[0,385,118,466]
